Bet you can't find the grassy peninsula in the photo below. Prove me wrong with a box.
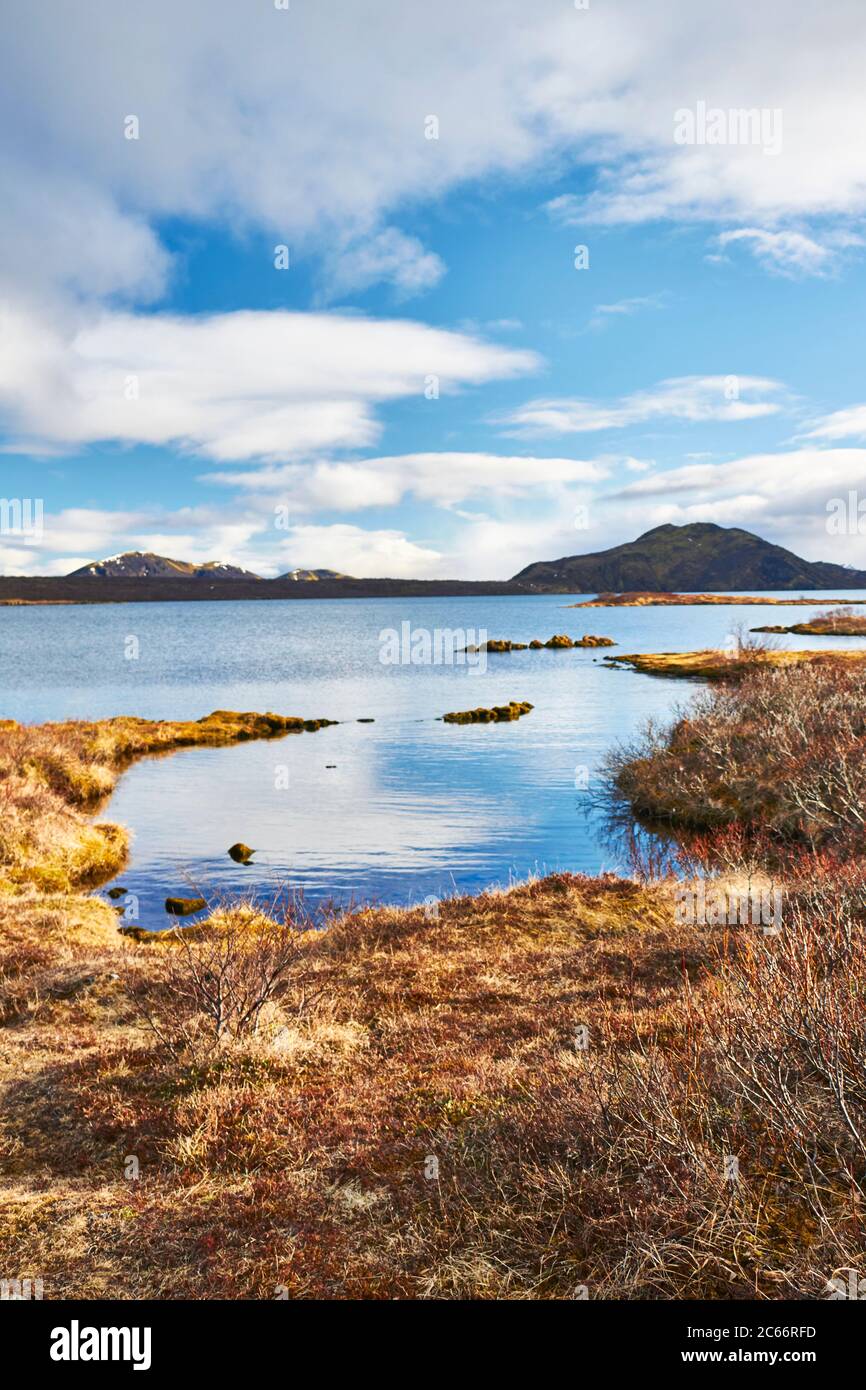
[752,607,866,637]
[571,592,866,608]
[604,647,866,680]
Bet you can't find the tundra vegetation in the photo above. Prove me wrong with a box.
[752,606,866,637]
[572,592,866,608]
[605,647,866,681]
[442,700,533,723]
[0,672,864,1299]
[606,658,866,862]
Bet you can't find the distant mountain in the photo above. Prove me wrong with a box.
[512,523,866,593]
[69,552,262,579]
[278,568,351,582]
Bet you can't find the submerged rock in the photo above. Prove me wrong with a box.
[106,885,128,900]
[165,896,207,916]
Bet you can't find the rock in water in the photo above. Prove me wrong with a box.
[165,896,207,916]
[228,842,254,864]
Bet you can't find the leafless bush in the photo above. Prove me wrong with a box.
[605,659,866,862]
[129,906,317,1060]
[576,875,866,1296]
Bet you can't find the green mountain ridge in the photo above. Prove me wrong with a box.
[512,523,866,592]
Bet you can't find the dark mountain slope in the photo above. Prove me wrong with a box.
[70,552,261,580]
[513,523,866,592]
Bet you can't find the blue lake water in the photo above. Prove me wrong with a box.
[2,592,865,926]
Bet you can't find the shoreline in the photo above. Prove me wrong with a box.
[5,578,866,606]
[0,709,340,897]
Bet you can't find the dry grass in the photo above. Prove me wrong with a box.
[1,698,864,1300]
[753,607,866,637]
[605,647,866,680]
[0,871,711,1299]
[2,869,862,1299]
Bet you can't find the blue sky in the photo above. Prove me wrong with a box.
[2,0,866,578]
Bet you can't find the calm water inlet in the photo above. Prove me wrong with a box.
[3,593,864,927]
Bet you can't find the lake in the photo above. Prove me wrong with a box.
[3,592,865,926]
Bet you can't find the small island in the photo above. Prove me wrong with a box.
[570,592,866,609]
[604,648,866,679]
[464,634,615,651]
[442,700,533,723]
[752,608,866,636]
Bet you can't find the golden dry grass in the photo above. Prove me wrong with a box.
[753,607,866,637]
[0,871,709,1298]
[604,648,866,680]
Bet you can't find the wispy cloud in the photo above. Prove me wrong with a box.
[588,292,667,330]
[202,452,608,510]
[499,376,788,437]
[803,404,866,442]
[318,228,446,303]
[0,305,539,462]
[708,227,862,277]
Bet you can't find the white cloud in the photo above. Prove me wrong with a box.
[439,515,597,581]
[589,293,667,329]
[0,305,538,462]
[803,405,866,442]
[203,452,608,510]
[500,376,786,436]
[614,448,865,502]
[0,163,172,308]
[41,508,149,556]
[12,444,866,582]
[320,229,445,302]
[710,227,861,277]
[594,296,664,318]
[5,1,866,309]
[282,524,442,579]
